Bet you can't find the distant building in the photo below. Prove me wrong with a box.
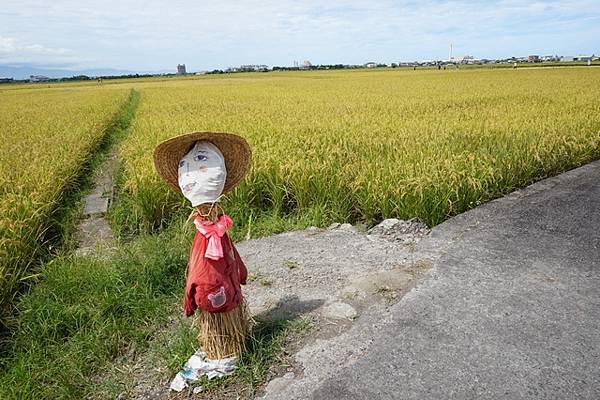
[29,75,50,82]
[560,55,594,62]
[575,55,594,61]
[541,55,559,62]
[450,55,474,64]
[301,60,312,69]
[364,62,377,68]
[0,77,13,83]
[560,54,598,62]
[237,64,268,72]
[528,55,540,62]
[176,64,186,75]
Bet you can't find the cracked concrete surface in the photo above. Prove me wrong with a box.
[262,161,600,400]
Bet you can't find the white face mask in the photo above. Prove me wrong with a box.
[178,141,227,207]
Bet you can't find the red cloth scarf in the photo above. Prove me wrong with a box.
[184,214,247,316]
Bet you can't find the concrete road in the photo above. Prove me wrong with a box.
[264,160,600,399]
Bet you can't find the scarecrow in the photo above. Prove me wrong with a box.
[154,132,252,360]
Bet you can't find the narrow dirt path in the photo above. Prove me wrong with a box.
[74,148,119,255]
[74,89,140,256]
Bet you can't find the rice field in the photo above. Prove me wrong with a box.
[118,68,600,234]
[2,67,600,315]
[0,86,130,315]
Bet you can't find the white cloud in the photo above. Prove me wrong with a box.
[0,36,77,65]
[0,0,598,70]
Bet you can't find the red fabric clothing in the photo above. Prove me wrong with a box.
[183,215,247,316]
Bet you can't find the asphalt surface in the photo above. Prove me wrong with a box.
[264,160,600,400]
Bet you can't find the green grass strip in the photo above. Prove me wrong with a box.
[0,226,188,399]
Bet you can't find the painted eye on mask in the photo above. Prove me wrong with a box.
[194,153,208,162]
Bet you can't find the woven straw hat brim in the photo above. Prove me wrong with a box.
[153,132,251,194]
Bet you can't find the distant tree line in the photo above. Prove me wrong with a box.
[2,73,163,84]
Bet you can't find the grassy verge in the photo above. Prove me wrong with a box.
[0,223,189,399]
[111,186,340,242]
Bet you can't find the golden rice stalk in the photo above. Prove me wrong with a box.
[197,301,251,359]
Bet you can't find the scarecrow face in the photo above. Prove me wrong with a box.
[178,141,227,207]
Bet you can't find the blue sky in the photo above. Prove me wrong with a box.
[1,0,598,72]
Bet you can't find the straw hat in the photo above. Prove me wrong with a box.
[153,132,251,194]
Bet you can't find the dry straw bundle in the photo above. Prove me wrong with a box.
[197,300,251,359]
